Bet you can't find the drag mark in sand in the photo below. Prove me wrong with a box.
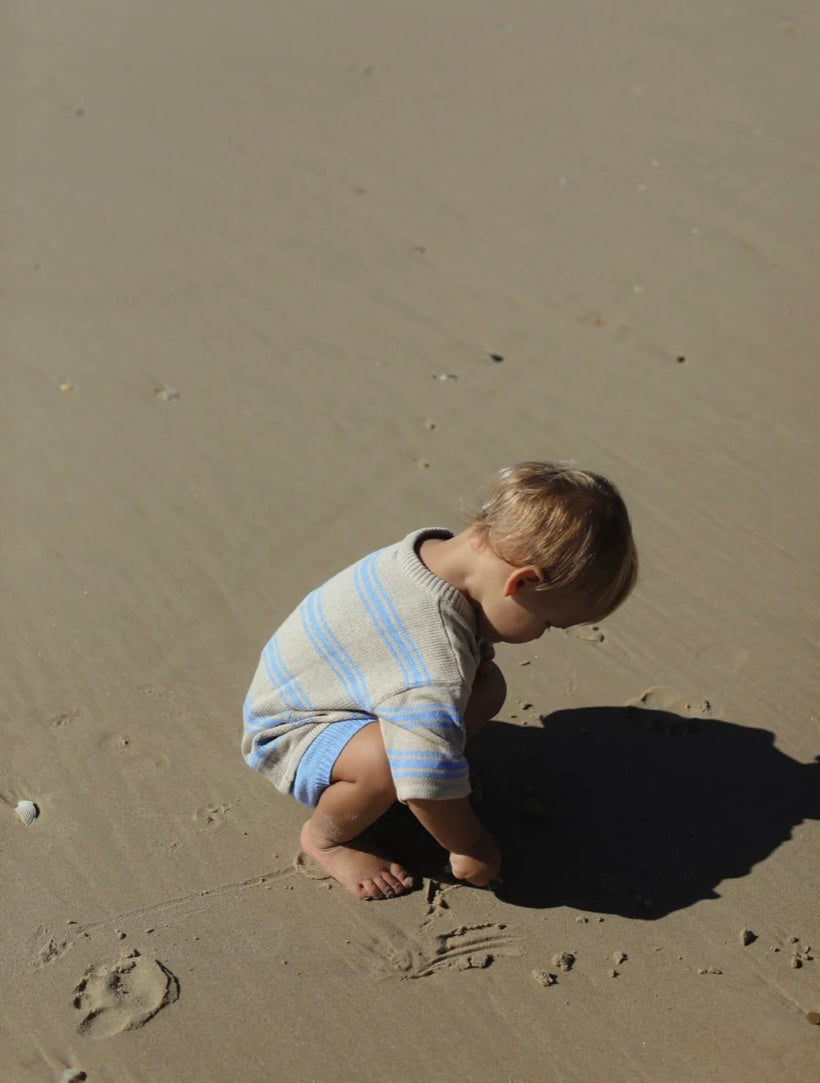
[64,867,295,939]
[360,922,522,980]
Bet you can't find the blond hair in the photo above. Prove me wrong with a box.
[470,461,638,619]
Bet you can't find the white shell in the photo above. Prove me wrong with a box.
[15,800,39,825]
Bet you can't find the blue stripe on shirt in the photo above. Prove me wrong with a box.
[246,713,316,771]
[390,761,469,779]
[263,635,313,711]
[387,750,467,768]
[355,552,431,688]
[300,588,371,706]
[379,706,461,731]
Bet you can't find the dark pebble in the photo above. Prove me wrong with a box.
[490,354,504,362]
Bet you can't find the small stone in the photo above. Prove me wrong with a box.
[805,1012,820,1025]
[552,952,575,973]
[60,1071,87,1083]
[518,660,531,666]
[788,936,799,944]
[532,969,557,987]
[117,930,126,940]
[676,355,686,363]
[489,354,504,362]
[613,951,627,965]
[740,928,757,947]
[155,386,180,401]
[609,969,619,978]
[434,373,458,381]
[456,953,492,971]
[59,382,74,392]
[698,966,722,975]
[791,957,802,969]
[423,418,437,430]
[575,916,589,924]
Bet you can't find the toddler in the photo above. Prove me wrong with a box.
[242,461,637,900]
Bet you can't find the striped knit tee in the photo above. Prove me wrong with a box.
[242,527,481,802]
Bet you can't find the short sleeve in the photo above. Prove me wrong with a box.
[376,685,471,802]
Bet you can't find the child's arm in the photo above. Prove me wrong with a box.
[407,797,501,887]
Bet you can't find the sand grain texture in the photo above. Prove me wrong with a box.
[2,1,818,1080]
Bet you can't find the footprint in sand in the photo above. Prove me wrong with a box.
[193,802,235,831]
[72,950,179,1038]
[621,686,712,736]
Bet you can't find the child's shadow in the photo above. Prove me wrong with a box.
[383,706,820,918]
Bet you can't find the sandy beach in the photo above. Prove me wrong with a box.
[2,1,819,1080]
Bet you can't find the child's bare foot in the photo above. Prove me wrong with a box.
[300,821,414,900]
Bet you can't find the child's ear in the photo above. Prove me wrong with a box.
[503,566,544,598]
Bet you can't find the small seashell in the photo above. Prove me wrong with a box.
[15,800,39,825]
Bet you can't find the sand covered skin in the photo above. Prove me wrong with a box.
[2,1,819,1080]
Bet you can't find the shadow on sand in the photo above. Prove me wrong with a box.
[379,705,820,918]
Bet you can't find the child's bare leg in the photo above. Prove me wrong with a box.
[300,723,414,901]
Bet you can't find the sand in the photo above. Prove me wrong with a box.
[2,1,819,1080]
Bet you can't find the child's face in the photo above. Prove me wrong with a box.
[479,575,598,645]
